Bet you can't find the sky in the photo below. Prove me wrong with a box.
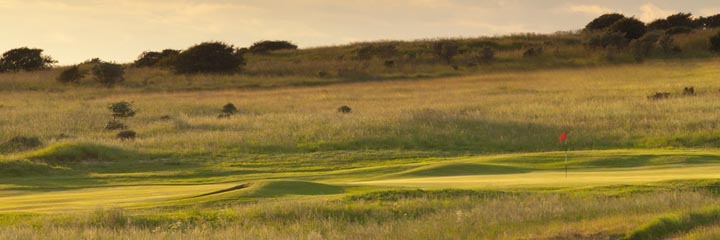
[1,0,718,65]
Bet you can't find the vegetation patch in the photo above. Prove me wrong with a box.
[626,207,720,240]
[25,143,141,163]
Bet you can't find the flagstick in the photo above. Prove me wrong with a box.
[564,141,568,179]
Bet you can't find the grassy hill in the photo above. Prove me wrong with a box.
[1,55,720,238]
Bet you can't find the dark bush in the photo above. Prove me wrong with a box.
[658,34,680,55]
[522,47,542,57]
[585,13,626,31]
[666,13,694,28]
[432,41,459,64]
[218,103,238,118]
[173,42,245,74]
[703,14,720,28]
[666,27,692,35]
[0,136,42,153]
[354,44,398,60]
[609,17,647,40]
[92,62,125,87]
[647,19,670,30]
[249,40,298,54]
[338,105,352,113]
[108,101,136,120]
[710,32,720,52]
[133,49,180,68]
[104,120,127,130]
[117,130,136,140]
[630,32,661,62]
[683,87,695,96]
[648,92,671,100]
[587,31,629,49]
[57,66,84,83]
[479,47,495,62]
[0,47,56,72]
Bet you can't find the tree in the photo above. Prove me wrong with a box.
[173,42,245,74]
[133,49,180,68]
[57,66,84,83]
[0,47,56,72]
[609,17,647,40]
[647,19,670,30]
[703,14,720,28]
[585,13,626,31]
[92,62,125,87]
[249,40,298,54]
[666,12,694,28]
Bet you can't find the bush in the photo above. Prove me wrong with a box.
[710,32,720,52]
[630,32,662,62]
[666,26,692,35]
[218,103,238,118]
[666,13,694,28]
[432,40,459,64]
[609,17,647,40]
[249,40,298,54]
[585,13,626,31]
[354,44,398,60]
[587,31,629,49]
[173,42,245,74]
[703,14,720,28]
[133,49,180,68]
[104,120,127,130]
[658,34,680,54]
[0,47,56,72]
[647,19,670,30]
[92,62,125,87]
[56,66,84,83]
[338,105,352,113]
[117,130,136,140]
[108,101,136,120]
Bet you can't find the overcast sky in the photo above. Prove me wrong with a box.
[1,0,718,64]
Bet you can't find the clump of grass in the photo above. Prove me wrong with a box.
[25,143,141,163]
[626,207,720,240]
[0,136,42,153]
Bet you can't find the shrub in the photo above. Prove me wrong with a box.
[585,13,626,31]
[666,12,694,28]
[703,14,720,28]
[647,19,670,30]
[117,130,136,140]
[108,101,136,120]
[218,103,238,118]
[92,62,125,87]
[354,44,398,60]
[104,120,127,130]
[0,136,42,153]
[710,32,720,52]
[522,47,543,57]
[665,27,692,35]
[432,40,459,64]
[630,33,661,62]
[609,17,647,40]
[479,47,495,62]
[587,31,629,49]
[0,47,56,72]
[658,34,680,54]
[173,42,245,74]
[249,40,298,54]
[56,66,84,83]
[133,49,180,68]
[338,105,352,113]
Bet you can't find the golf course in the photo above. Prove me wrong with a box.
[2,55,720,239]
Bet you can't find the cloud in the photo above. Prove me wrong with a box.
[638,3,674,22]
[562,4,615,16]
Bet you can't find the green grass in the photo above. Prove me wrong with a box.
[2,57,720,238]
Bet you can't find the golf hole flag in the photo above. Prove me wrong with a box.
[559,131,568,178]
[559,131,567,143]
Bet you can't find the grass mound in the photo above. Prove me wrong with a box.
[392,163,530,178]
[347,189,513,201]
[625,207,720,240]
[0,159,63,177]
[244,180,345,198]
[25,143,140,163]
[0,136,42,153]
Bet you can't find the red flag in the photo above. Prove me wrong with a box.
[558,132,567,142]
